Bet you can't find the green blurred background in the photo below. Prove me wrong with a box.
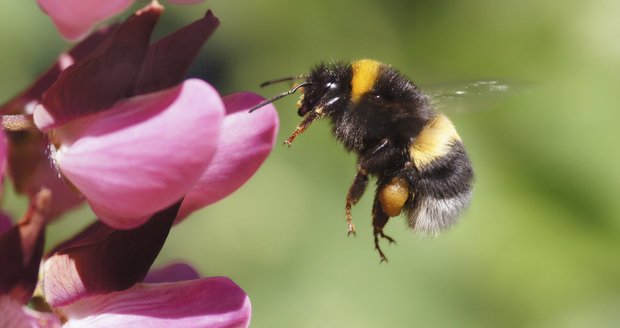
[2,0,619,327]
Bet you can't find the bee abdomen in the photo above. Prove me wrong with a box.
[407,129,474,235]
[407,190,472,235]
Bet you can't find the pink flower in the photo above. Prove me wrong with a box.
[38,0,206,41]
[2,204,250,327]
[37,80,277,229]
[0,193,249,327]
[2,3,276,327]
[1,3,278,229]
[42,208,250,327]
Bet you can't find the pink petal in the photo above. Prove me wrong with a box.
[43,204,179,307]
[38,3,163,130]
[40,79,223,229]
[143,262,201,283]
[177,92,278,220]
[37,0,133,40]
[62,277,251,328]
[0,297,62,328]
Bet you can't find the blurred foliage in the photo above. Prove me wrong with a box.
[1,0,619,327]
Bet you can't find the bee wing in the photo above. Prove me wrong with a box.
[421,80,524,114]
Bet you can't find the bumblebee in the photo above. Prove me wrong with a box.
[250,59,473,262]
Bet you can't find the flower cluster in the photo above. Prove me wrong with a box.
[0,1,277,327]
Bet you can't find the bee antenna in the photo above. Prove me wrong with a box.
[249,82,311,113]
[259,75,307,88]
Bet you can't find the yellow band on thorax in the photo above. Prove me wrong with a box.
[351,59,381,103]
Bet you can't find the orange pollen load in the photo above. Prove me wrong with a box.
[379,177,410,217]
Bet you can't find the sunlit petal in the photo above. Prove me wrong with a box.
[62,277,251,328]
[45,79,223,229]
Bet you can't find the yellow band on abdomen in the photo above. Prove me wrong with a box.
[409,114,461,169]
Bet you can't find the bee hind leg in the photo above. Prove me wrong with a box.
[372,197,396,263]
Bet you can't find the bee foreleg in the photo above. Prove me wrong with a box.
[345,167,368,236]
[284,107,324,146]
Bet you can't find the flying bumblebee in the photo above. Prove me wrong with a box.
[250,59,474,262]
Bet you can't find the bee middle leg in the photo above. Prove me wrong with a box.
[345,138,391,235]
[345,167,368,236]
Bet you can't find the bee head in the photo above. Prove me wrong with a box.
[297,81,347,117]
[297,63,351,117]
[248,62,352,119]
